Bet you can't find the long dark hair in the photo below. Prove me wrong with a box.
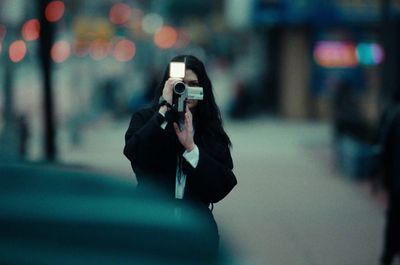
[152,55,231,147]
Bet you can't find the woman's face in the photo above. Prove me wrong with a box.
[183,69,199,110]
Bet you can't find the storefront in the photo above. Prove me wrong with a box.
[250,0,400,120]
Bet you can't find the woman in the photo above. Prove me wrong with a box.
[123,55,237,253]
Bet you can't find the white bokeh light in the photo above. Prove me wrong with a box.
[141,13,163,35]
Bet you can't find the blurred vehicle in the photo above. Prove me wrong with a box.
[0,162,227,265]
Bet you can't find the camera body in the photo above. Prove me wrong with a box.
[172,82,203,112]
[170,62,204,113]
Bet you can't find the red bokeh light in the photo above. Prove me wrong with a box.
[109,3,132,25]
[51,40,71,63]
[113,39,136,62]
[45,1,65,22]
[9,40,27,63]
[73,40,91,57]
[154,26,177,49]
[22,19,40,41]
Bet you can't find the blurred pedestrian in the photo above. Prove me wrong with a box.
[332,81,371,144]
[379,90,400,265]
[17,113,30,160]
[123,55,237,257]
[331,80,374,177]
[228,80,253,119]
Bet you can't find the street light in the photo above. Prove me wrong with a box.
[39,0,60,161]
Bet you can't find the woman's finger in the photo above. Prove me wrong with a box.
[185,105,192,122]
[184,113,190,131]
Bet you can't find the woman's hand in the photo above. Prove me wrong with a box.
[162,78,182,104]
[159,78,181,115]
[173,105,195,152]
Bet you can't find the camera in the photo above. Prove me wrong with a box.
[172,82,203,112]
[169,62,204,113]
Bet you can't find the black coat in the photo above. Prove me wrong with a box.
[123,107,237,206]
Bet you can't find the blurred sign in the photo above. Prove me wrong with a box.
[73,18,114,42]
[314,41,358,68]
[313,41,384,68]
[356,42,384,66]
[252,0,397,25]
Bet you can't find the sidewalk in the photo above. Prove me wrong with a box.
[59,116,386,265]
[215,118,385,265]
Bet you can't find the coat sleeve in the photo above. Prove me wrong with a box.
[183,141,237,203]
[123,109,170,169]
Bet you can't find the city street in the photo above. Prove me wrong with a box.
[0,0,395,264]
[59,116,386,265]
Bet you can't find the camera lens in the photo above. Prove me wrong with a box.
[173,82,186,95]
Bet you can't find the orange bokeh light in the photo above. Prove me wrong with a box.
[113,39,136,62]
[154,26,177,49]
[51,40,71,63]
[109,3,132,25]
[9,40,27,63]
[22,19,40,41]
[45,1,65,22]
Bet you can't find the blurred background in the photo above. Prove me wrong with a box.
[1,0,400,264]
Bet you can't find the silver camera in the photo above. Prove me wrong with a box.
[170,62,204,113]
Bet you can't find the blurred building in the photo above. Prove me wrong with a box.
[1,0,400,161]
[227,0,400,121]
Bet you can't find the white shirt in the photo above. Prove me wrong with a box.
[159,112,199,199]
